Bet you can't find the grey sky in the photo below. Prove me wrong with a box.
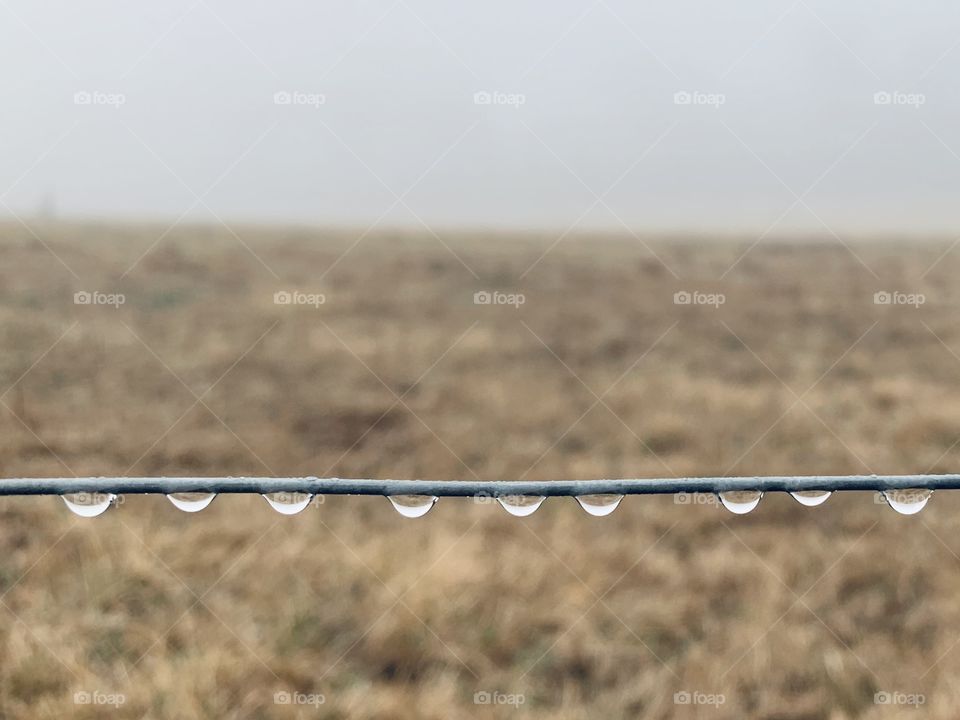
[1,0,959,235]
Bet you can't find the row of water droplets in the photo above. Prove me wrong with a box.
[60,488,933,517]
[716,489,931,515]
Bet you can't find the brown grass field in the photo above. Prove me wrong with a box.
[2,221,960,718]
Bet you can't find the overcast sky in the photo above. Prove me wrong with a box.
[1,0,959,235]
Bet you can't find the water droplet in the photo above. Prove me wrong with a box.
[497,495,546,517]
[718,490,762,514]
[263,492,314,515]
[790,490,832,507]
[62,492,115,518]
[387,494,438,518]
[166,492,216,513]
[883,488,931,515]
[575,494,623,516]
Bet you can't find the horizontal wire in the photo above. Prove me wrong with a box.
[0,475,957,496]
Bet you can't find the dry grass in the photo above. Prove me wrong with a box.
[2,221,960,718]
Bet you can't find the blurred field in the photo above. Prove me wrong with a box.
[2,221,960,718]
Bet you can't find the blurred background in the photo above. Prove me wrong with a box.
[2,1,960,718]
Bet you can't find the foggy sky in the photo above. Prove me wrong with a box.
[2,0,959,235]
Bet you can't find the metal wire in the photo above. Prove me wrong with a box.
[0,475,957,496]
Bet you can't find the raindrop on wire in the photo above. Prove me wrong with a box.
[62,492,115,518]
[497,495,546,517]
[575,494,623,517]
[387,495,438,518]
[263,492,314,515]
[167,492,216,513]
[718,490,762,515]
[883,488,931,515]
[790,490,832,507]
